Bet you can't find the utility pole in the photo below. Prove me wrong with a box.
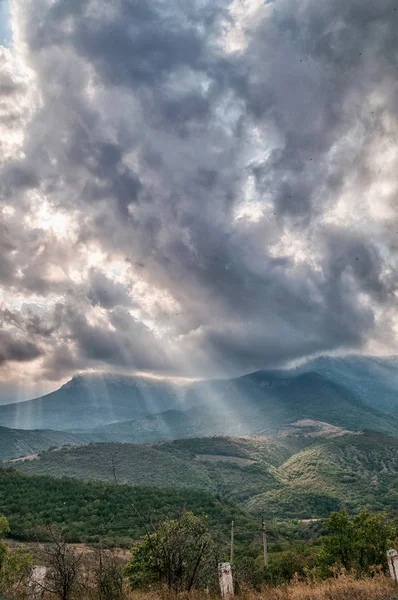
[262,515,268,567]
[230,520,235,565]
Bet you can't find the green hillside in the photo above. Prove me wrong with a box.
[7,429,398,519]
[6,435,312,504]
[0,468,261,552]
[247,431,398,517]
[9,442,213,491]
[0,426,81,460]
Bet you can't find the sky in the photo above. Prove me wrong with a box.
[0,1,11,48]
[1,0,398,402]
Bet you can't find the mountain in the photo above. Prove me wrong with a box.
[9,427,398,519]
[0,426,82,461]
[293,355,398,415]
[1,355,398,436]
[82,371,398,443]
[0,373,182,430]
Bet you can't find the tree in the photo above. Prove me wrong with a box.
[38,525,84,600]
[319,510,396,575]
[93,547,125,600]
[0,515,32,599]
[126,511,217,593]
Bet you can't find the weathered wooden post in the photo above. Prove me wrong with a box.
[218,562,234,598]
[387,549,398,583]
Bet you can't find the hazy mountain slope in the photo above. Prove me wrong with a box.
[0,374,181,430]
[1,355,398,434]
[0,426,82,460]
[83,372,398,443]
[296,355,398,415]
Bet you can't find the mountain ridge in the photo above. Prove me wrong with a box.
[79,371,398,442]
[1,355,398,438]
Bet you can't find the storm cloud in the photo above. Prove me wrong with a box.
[1,0,398,396]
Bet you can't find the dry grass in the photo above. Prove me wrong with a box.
[18,573,398,600]
[238,576,398,600]
[124,576,398,600]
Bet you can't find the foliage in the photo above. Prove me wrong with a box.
[93,548,125,600]
[126,512,217,593]
[318,510,396,575]
[0,516,32,599]
[0,469,259,550]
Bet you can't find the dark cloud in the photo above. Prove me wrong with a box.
[69,307,172,373]
[0,330,43,365]
[1,0,398,391]
[87,269,132,309]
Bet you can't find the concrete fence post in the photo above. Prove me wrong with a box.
[218,562,234,598]
[387,549,398,583]
[28,565,47,599]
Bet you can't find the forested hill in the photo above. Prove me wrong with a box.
[8,428,398,519]
[0,468,261,549]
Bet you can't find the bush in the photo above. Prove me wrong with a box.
[318,510,396,575]
[126,512,217,593]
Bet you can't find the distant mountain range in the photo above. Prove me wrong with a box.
[7,427,398,519]
[82,367,398,443]
[1,355,398,441]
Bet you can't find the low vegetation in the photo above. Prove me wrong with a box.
[0,509,397,599]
